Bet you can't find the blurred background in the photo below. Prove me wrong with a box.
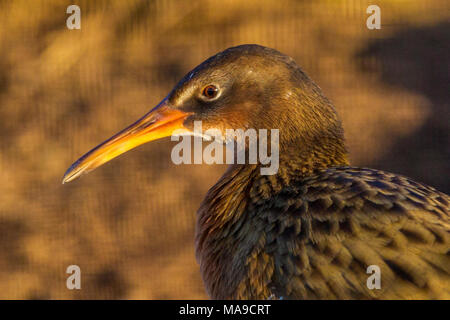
[0,0,448,299]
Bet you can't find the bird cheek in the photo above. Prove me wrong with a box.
[182,116,196,132]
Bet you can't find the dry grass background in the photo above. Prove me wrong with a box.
[0,0,448,299]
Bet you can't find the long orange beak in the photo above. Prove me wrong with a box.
[62,98,192,184]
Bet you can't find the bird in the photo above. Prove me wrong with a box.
[63,44,449,299]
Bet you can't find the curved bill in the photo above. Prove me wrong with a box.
[62,98,192,184]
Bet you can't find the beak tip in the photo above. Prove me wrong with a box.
[62,161,80,184]
[61,172,71,185]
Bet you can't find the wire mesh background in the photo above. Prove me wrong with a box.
[0,0,448,299]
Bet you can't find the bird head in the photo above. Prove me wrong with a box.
[62,44,347,183]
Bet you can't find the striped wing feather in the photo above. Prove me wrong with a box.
[248,167,450,299]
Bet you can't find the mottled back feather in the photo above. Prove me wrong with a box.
[196,166,450,299]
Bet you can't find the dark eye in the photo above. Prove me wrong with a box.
[202,85,219,99]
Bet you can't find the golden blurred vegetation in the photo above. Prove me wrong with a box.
[0,0,448,299]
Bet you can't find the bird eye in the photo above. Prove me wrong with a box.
[202,85,219,99]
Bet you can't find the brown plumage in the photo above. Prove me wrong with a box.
[63,44,450,299]
[198,165,449,299]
